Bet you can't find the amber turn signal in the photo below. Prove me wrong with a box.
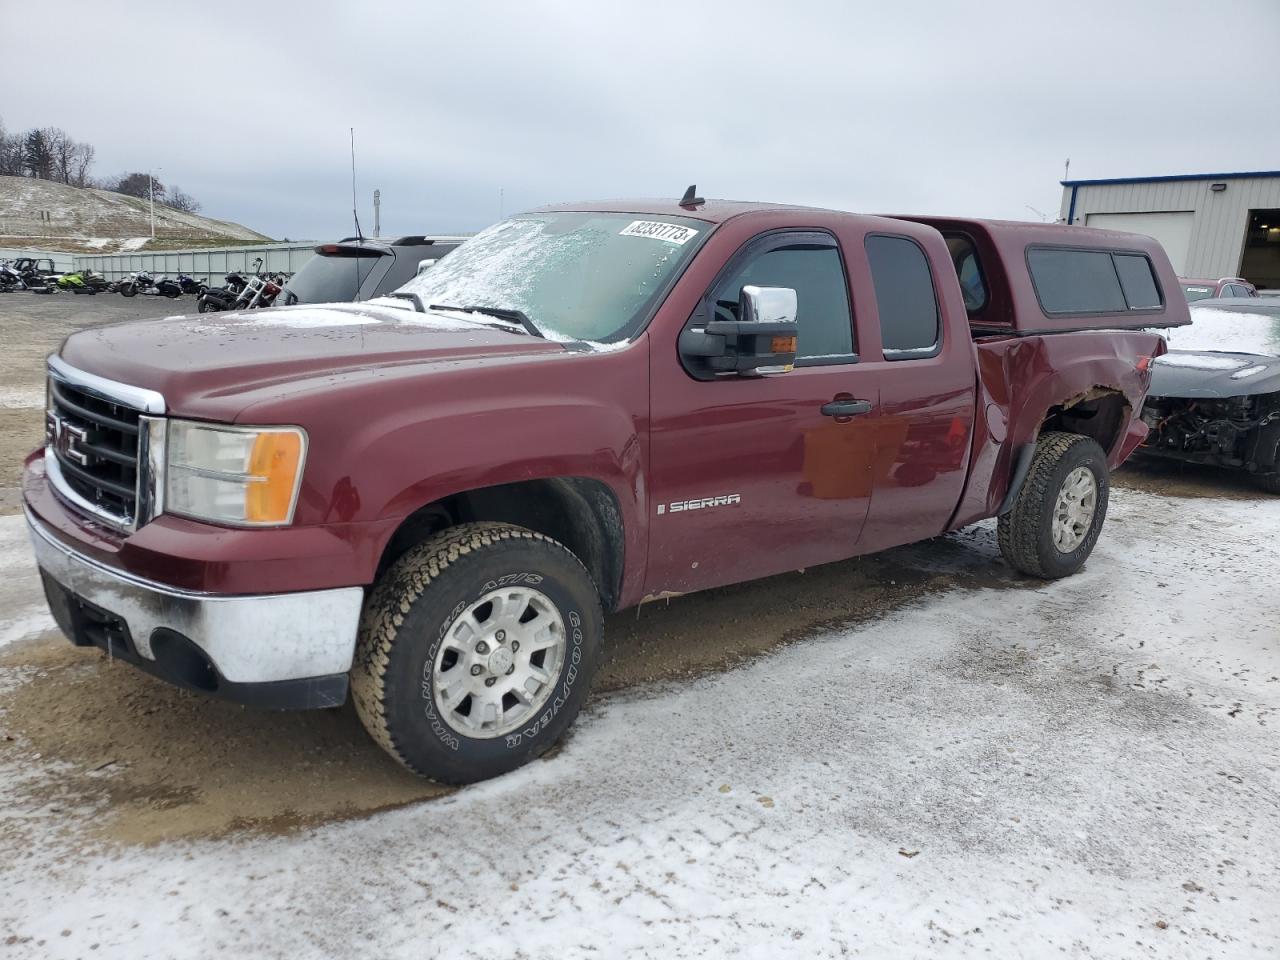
[771,335,798,354]
[246,431,305,524]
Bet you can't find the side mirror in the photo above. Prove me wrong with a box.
[417,258,438,275]
[678,284,799,378]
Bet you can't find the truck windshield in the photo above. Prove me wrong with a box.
[395,212,707,343]
[1182,284,1215,302]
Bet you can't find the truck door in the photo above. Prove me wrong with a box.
[646,230,880,596]
[856,233,976,551]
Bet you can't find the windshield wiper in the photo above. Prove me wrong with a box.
[430,303,543,338]
[389,291,426,312]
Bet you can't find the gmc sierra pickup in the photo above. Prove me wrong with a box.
[22,197,1189,784]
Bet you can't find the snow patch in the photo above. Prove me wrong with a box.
[1155,352,1252,370]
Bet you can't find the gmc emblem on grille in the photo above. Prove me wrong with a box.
[49,414,90,466]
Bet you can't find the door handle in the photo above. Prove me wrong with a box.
[820,398,873,419]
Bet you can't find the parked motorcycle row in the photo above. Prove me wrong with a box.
[0,256,290,312]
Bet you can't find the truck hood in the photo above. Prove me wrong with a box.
[58,302,571,417]
[1149,349,1280,399]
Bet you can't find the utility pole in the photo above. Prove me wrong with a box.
[373,189,380,238]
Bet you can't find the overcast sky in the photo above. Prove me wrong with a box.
[4,0,1278,240]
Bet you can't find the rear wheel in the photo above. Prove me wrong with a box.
[351,522,603,784]
[998,432,1109,579]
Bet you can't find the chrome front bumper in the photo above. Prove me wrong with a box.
[25,509,364,706]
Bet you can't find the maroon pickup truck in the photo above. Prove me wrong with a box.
[22,198,1188,783]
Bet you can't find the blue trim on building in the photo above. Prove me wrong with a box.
[1061,170,1280,187]
[1066,185,1078,225]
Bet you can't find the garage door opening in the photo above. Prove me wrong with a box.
[1084,211,1194,274]
[1239,208,1280,291]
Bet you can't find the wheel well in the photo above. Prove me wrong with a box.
[376,478,625,611]
[1040,388,1129,458]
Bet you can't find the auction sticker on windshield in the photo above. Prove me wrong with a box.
[620,221,699,245]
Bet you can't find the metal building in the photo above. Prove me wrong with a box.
[1059,170,1280,289]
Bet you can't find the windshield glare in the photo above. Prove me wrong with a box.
[395,212,706,342]
[1161,305,1280,355]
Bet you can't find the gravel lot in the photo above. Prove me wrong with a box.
[0,296,1277,958]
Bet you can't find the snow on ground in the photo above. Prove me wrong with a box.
[0,516,52,651]
[0,490,1277,958]
[0,386,42,409]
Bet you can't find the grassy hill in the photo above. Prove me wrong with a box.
[0,176,272,253]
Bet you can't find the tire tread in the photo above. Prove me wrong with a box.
[350,522,596,779]
[998,431,1102,579]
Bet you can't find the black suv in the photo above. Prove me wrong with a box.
[278,235,463,305]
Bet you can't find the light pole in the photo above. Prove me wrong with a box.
[148,168,162,239]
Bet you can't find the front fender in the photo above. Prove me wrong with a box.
[237,340,651,590]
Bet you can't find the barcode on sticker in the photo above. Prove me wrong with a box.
[620,220,699,245]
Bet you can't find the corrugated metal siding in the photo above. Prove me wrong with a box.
[1059,176,1280,278]
[72,241,319,281]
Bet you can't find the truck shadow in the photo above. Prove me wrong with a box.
[0,520,1029,846]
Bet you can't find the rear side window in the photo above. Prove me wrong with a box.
[866,235,940,358]
[945,235,987,313]
[1027,247,1162,314]
[1113,254,1161,308]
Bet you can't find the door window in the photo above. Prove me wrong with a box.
[866,235,941,358]
[711,241,854,361]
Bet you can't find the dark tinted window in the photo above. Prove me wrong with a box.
[282,251,384,304]
[714,244,853,359]
[1027,248,1126,314]
[1113,254,1161,308]
[866,235,940,357]
[945,235,987,313]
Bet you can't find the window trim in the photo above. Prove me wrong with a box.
[1025,244,1166,318]
[864,232,944,362]
[684,228,859,373]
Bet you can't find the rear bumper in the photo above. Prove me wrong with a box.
[26,508,363,709]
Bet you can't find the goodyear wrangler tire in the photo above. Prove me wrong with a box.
[350,522,603,784]
[997,432,1109,580]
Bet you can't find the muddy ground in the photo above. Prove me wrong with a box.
[0,295,1271,847]
[0,293,183,512]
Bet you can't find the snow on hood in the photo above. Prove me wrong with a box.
[1159,305,1280,357]
[1153,353,1252,371]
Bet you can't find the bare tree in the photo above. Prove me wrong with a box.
[45,127,75,184]
[0,117,20,175]
[112,171,165,201]
[71,141,95,187]
[165,186,201,213]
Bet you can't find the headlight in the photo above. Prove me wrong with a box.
[165,420,307,527]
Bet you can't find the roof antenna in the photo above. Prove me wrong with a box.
[350,127,364,241]
[679,184,704,208]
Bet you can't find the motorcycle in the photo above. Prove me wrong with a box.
[197,259,263,312]
[0,260,25,291]
[119,271,181,298]
[55,270,110,295]
[176,274,207,296]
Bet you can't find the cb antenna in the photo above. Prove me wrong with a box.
[350,127,364,241]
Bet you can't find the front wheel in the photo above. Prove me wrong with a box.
[119,282,137,297]
[998,432,1109,579]
[351,523,603,784]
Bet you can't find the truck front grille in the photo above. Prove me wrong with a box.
[46,375,144,527]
